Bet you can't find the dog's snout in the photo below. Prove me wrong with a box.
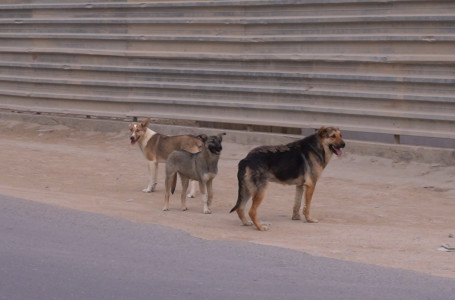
[340,141,346,148]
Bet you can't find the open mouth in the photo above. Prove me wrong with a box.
[209,146,222,155]
[130,137,137,145]
[329,145,343,156]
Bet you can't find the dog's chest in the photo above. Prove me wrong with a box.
[201,171,217,181]
[140,129,156,150]
[195,161,218,179]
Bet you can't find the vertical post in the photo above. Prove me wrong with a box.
[394,134,401,144]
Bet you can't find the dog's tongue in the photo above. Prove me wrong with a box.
[130,140,136,145]
[335,148,343,156]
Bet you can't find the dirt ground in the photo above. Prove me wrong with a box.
[1,118,454,278]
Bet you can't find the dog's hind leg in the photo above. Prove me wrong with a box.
[292,184,304,220]
[235,187,252,226]
[249,187,268,231]
[186,180,197,198]
[163,172,175,211]
[180,175,190,211]
[303,183,319,223]
[143,161,158,192]
[230,162,253,226]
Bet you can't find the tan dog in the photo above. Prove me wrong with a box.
[230,127,345,231]
[129,118,203,195]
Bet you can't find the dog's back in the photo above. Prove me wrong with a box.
[237,135,321,184]
[152,134,202,162]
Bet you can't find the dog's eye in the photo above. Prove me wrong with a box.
[331,134,336,138]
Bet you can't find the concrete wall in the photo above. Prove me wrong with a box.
[0,0,454,148]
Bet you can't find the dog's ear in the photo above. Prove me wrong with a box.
[218,132,226,140]
[141,118,151,128]
[317,126,329,138]
[197,134,208,143]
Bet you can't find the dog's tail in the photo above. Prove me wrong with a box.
[230,159,248,213]
[170,173,178,195]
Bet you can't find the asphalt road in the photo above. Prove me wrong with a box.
[1,195,454,300]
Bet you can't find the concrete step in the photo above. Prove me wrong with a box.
[0,74,453,116]
[1,84,453,122]
[0,16,454,36]
[1,61,454,105]
[1,48,454,78]
[2,46,454,64]
[1,1,453,19]
[1,33,454,55]
[2,91,453,140]
[2,59,454,84]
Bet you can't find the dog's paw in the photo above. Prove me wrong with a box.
[181,207,188,211]
[143,183,157,193]
[255,221,271,231]
[292,214,301,220]
[186,193,195,198]
[203,209,212,214]
[258,225,269,231]
[242,221,253,226]
[162,207,170,211]
[305,217,319,223]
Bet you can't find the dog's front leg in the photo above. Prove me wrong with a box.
[143,161,158,192]
[292,184,304,220]
[199,181,211,214]
[303,183,318,223]
[186,180,197,198]
[206,179,214,212]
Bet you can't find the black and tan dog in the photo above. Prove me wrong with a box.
[230,127,345,231]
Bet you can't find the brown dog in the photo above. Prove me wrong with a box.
[230,127,345,231]
[129,118,203,194]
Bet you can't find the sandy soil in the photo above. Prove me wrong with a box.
[1,119,454,278]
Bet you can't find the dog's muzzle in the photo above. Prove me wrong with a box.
[329,142,345,157]
[209,145,222,155]
[130,136,137,145]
